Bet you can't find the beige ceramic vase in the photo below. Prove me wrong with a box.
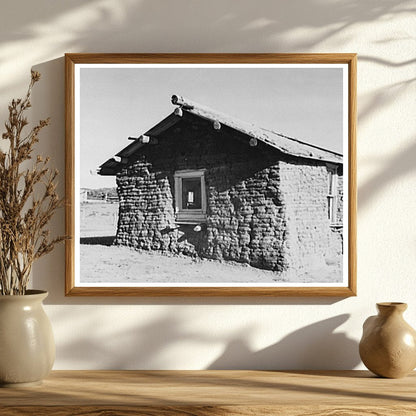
[0,290,55,387]
[359,302,416,378]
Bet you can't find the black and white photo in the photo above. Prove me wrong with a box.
[65,54,356,296]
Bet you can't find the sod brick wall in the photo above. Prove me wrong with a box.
[114,115,343,273]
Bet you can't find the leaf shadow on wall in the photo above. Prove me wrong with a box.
[54,311,214,369]
[357,52,416,210]
[207,314,360,370]
[0,0,414,97]
[53,308,359,370]
[358,139,416,210]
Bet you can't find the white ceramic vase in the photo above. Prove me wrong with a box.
[0,290,55,387]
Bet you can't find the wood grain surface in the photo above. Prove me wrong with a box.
[1,370,415,415]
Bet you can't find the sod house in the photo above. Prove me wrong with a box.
[98,95,344,277]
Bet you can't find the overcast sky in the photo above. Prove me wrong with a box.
[79,65,345,189]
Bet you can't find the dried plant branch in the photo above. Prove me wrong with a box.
[0,71,65,295]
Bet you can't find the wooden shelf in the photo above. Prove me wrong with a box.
[1,370,415,415]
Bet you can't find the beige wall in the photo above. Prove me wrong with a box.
[0,0,415,370]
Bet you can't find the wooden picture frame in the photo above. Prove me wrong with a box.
[65,53,356,296]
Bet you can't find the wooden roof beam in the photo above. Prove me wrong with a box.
[127,135,158,145]
[171,94,194,109]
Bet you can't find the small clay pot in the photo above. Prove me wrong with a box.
[359,302,416,378]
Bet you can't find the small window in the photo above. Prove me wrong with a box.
[174,170,207,223]
[327,165,338,224]
[182,178,202,210]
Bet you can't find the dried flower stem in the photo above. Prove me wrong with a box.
[0,71,65,295]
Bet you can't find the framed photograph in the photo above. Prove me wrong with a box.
[65,53,356,296]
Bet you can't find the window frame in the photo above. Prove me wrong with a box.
[174,169,207,224]
[327,163,340,226]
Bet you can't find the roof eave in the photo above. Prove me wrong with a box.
[97,158,122,176]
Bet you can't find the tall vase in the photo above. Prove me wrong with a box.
[0,290,55,387]
[359,302,416,378]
